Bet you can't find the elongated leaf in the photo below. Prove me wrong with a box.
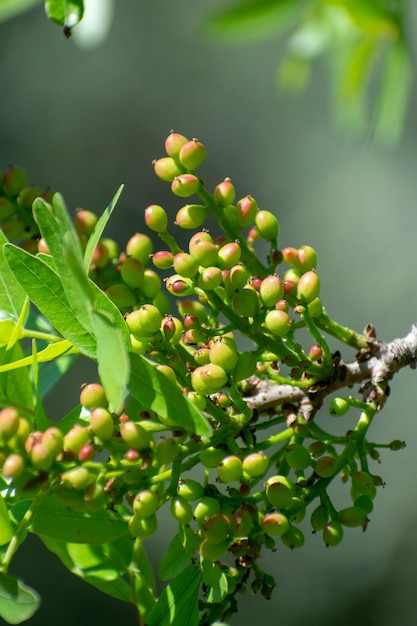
[0,230,26,321]
[44,0,84,27]
[159,533,192,581]
[0,340,75,373]
[38,353,78,397]
[89,279,130,347]
[0,572,40,625]
[148,565,201,626]
[40,536,134,600]
[31,493,127,544]
[0,493,13,545]
[0,343,34,412]
[3,244,97,358]
[92,310,129,414]
[128,354,211,437]
[84,185,124,271]
[33,197,94,331]
[6,297,29,350]
[205,0,301,42]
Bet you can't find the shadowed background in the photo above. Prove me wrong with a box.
[1,1,417,624]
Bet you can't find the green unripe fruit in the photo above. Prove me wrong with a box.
[178,299,208,323]
[173,252,199,278]
[310,505,329,531]
[101,238,119,262]
[61,466,92,490]
[194,497,221,525]
[1,218,25,240]
[153,157,183,182]
[106,283,137,309]
[41,427,64,458]
[315,455,338,478]
[259,275,284,308]
[74,209,98,236]
[179,139,206,170]
[329,397,350,417]
[189,234,218,267]
[231,505,257,537]
[2,166,27,197]
[0,197,17,220]
[236,195,257,227]
[262,512,290,537]
[17,185,42,209]
[186,391,206,412]
[209,339,238,373]
[255,210,279,240]
[297,245,318,271]
[265,476,295,509]
[130,335,151,355]
[144,204,168,233]
[194,347,211,365]
[171,496,194,525]
[126,233,153,266]
[30,443,53,472]
[155,437,179,465]
[354,495,374,515]
[297,270,320,304]
[242,452,269,478]
[152,250,174,270]
[217,455,243,483]
[133,490,159,518]
[233,352,257,382]
[127,304,162,336]
[178,478,205,501]
[338,506,368,528]
[225,264,249,292]
[142,269,162,298]
[351,471,375,496]
[171,174,200,197]
[129,512,158,538]
[90,408,114,441]
[213,179,236,207]
[120,257,144,289]
[2,453,25,479]
[197,266,223,290]
[264,310,291,337]
[120,421,151,451]
[191,364,228,395]
[322,521,344,547]
[63,425,90,454]
[232,288,259,317]
[0,408,19,442]
[165,273,194,297]
[280,525,305,549]
[217,242,241,270]
[165,132,189,159]
[161,316,183,343]
[8,417,31,450]
[199,447,225,469]
[80,383,108,410]
[175,204,208,229]
[285,443,311,470]
[203,514,231,544]
[200,538,229,561]
[91,241,110,269]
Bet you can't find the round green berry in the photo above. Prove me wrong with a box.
[179,139,206,170]
[153,157,183,182]
[322,521,344,547]
[209,339,238,373]
[255,210,279,240]
[265,476,295,509]
[133,490,159,518]
[264,310,291,337]
[175,204,208,229]
[262,512,289,537]
[329,397,350,417]
[171,174,200,198]
[280,525,305,549]
[144,204,168,233]
[242,452,269,478]
[120,421,151,451]
[194,497,221,525]
[178,478,205,501]
[63,425,90,454]
[338,506,368,528]
[165,132,188,159]
[236,195,257,227]
[199,447,225,469]
[90,408,114,441]
[191,364,228,395]
[297,245,317,271]
[285,443,311,471]
[315,456,338,478]
[74,209,98,236]
[171,496,194,525]
[129,512,158,538]
[213,179,236,207]
[217,455,243,483]
[203,514,232,544]
[126,233,153,266]
[297,270,320,304]
[200,538,229,561]
[260,275,284,307]
[120,257,144,289]
[217,242,241,270]
[310,505,329,531]
[351,471,375,496]
[80,383,108,410]
[232,288,259,317]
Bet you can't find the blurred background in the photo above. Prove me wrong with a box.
[1,0,417,624]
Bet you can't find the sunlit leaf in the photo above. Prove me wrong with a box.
[0,572,40,625]
[158,533,191,581]
[0,493,13,545]
[148,565,201,626]
[0,231,26,322]
[0,340,74,373]
[84,185,124,271]
[0,342,34,412]
[128,353,212,437]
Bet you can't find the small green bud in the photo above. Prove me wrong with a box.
[144,204,168,233]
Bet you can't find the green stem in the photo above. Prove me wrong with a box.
[158,229,182,255]
[316,312,370,350]
[301,307,333,373]
[21,329,64,343]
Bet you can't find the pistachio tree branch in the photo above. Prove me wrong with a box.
[243,325,417,420]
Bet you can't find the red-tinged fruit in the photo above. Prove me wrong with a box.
[144,204,168,233]
[179,138,206,170]
[171,174,200,198]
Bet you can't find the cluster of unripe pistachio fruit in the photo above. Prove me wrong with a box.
[0,137,405,615]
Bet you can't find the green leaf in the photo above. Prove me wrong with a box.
[201,561,235,604]
[0,572,40,625]
[0,340,75,373]
[89,279,130,346]
[83,185,124,272]
[39,535,134,603]
[0,342,34,412]
[128,353,212,437]
[3,244,97,358]
[148,565,201,626]
[0,230,26,322]
[204,0,302,42]
[31,493,127,544]
[0,493,13,545]
[158,533,192,581]
[92,310,130,414]
[38,353,78,397]
[44,0,84,27]
[33,196,94,331]
[5,297,29,350]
